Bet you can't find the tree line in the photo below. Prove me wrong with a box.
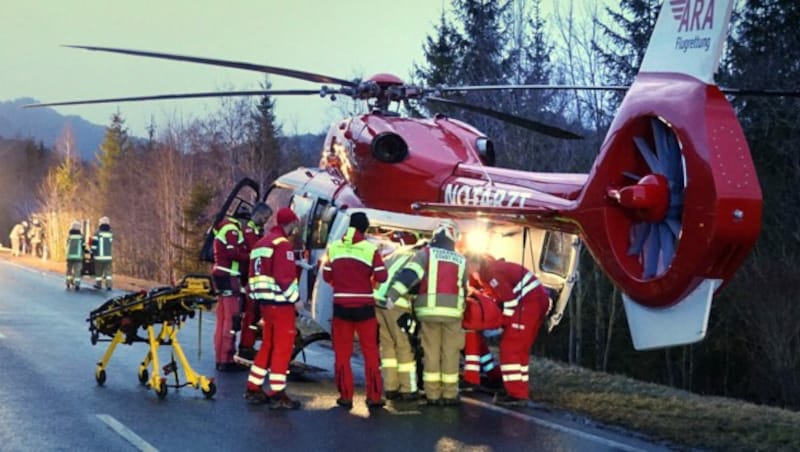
[2,0,797,409]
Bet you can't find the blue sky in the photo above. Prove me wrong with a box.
[0,0,604,137]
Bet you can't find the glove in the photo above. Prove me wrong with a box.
[294,300,306,313]
[383,298,395,310]
[546,312,563,333]
[397,313,417,335]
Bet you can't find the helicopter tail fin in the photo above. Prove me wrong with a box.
[639,0,734,83]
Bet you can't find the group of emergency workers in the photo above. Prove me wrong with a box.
[212,204,552,410]
[8,218,46,258]
[65,217,114,291]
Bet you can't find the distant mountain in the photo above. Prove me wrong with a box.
[0,98,105,161]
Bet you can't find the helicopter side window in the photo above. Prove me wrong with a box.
[309,201,335,249]
[540,231,570,278]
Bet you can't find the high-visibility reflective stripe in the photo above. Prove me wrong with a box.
[374,265,385,272]
[213,264,240,276]
[397,362,415,372]
[483,362,497,372]
[422,247,466,314]
[248,375,265,386]
[511,323,526,330]
[504,299,520,309]
[381,358,398,368]
[503,308,515,317]
[513,272,533,293]
[251,366,267,376]
[415,306,463,318]
[250,247,274,259]
[271,373,287,382]
[502,374,523,382]
[422,372,441,382]
[441,373,459,384]
[270,381,286,391]
[215,223,243,244]
[480,354,494,364]
[333,292,375,298]
[272,237,288,245]
[463,364,480,372]
[327,228,379,266]
[406,262,426,278]
[465,354,480,362]
[501,363,522,372]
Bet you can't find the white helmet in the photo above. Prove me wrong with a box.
[70,220,81,230]
[433,219,460,242]
[99,216,110,226]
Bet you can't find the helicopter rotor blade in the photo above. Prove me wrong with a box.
[23,89,327,108]
[719,87,800,97]
[426,96,583,140]
[64,45,357,87]
[434,84,630,94]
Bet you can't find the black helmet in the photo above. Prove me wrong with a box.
[251,202,273,228]
[233,203,252,220]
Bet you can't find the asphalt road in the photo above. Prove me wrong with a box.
[0,258,671,452]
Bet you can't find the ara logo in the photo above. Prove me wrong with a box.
[671,0,714,32]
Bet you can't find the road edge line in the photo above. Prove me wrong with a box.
[96,414,159,452]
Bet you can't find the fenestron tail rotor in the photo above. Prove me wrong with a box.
[622,117,685,279]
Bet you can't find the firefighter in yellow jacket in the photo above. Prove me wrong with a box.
[385,220,467,406]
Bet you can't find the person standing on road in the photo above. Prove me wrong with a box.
[323,212,388,409]
[386,219,468,406]
[236,202,273,361]
[9,222,25,257]
[244,207,303,410]
[468,253,551,407]
[374,245,421,402]
[91,216,113,290]
[28,219,45,258]
[211,205,250,371]
[65,221,85,291]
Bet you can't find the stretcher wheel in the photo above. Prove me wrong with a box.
[202,382,217,399]
[155,380,168,399]
[95,369,107,386]
[138,369,148,385]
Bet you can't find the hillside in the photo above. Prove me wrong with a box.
[0,98,105,160]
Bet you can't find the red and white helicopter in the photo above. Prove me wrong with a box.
[32,0,761,351]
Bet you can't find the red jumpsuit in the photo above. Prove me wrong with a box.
[322,227,388,404]
[478,259,550,400]
[245,225,300,396]
[238,219,262,352]
[211,217,248,367]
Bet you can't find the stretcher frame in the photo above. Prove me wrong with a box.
[87,274,217,399]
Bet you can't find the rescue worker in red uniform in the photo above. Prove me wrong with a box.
[212,205,250,371]
[386,219,468,406]
[236,202,273,360]
[462,273,503,391]
[244,207,303,410]
[323,212,388,409]
[469,254,551,406]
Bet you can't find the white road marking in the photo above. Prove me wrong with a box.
[461,397,647,452]
[96,414,158,452]
[0,330,5,339]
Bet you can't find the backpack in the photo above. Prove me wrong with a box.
[462,291,503,331]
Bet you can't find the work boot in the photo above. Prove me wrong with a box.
[384,390,401,401]
[237,346,257,361]
[418,396,441,407]
[336,398,353,409]
[93,283,102,290]
[107,286,112,291]
[493,392,528,407]
[75,284,80,291]
[480,376,504,393]
[441,396,461,406]
[244,388,271,405]
[269,391,300,410]
[366,398,386,409]
[399,392,419,401]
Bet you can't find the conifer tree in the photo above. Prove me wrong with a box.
[249,79,282,187]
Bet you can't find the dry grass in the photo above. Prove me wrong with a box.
[530,358,800,451]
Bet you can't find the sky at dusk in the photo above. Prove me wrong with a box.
[0,0,601,137]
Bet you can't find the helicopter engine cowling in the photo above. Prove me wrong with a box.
[572,72,762,309]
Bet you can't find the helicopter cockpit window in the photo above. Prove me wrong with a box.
[263,186,294,229]
[540,231,571,278]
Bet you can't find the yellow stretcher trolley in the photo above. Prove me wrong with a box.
[87,274,217,399]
